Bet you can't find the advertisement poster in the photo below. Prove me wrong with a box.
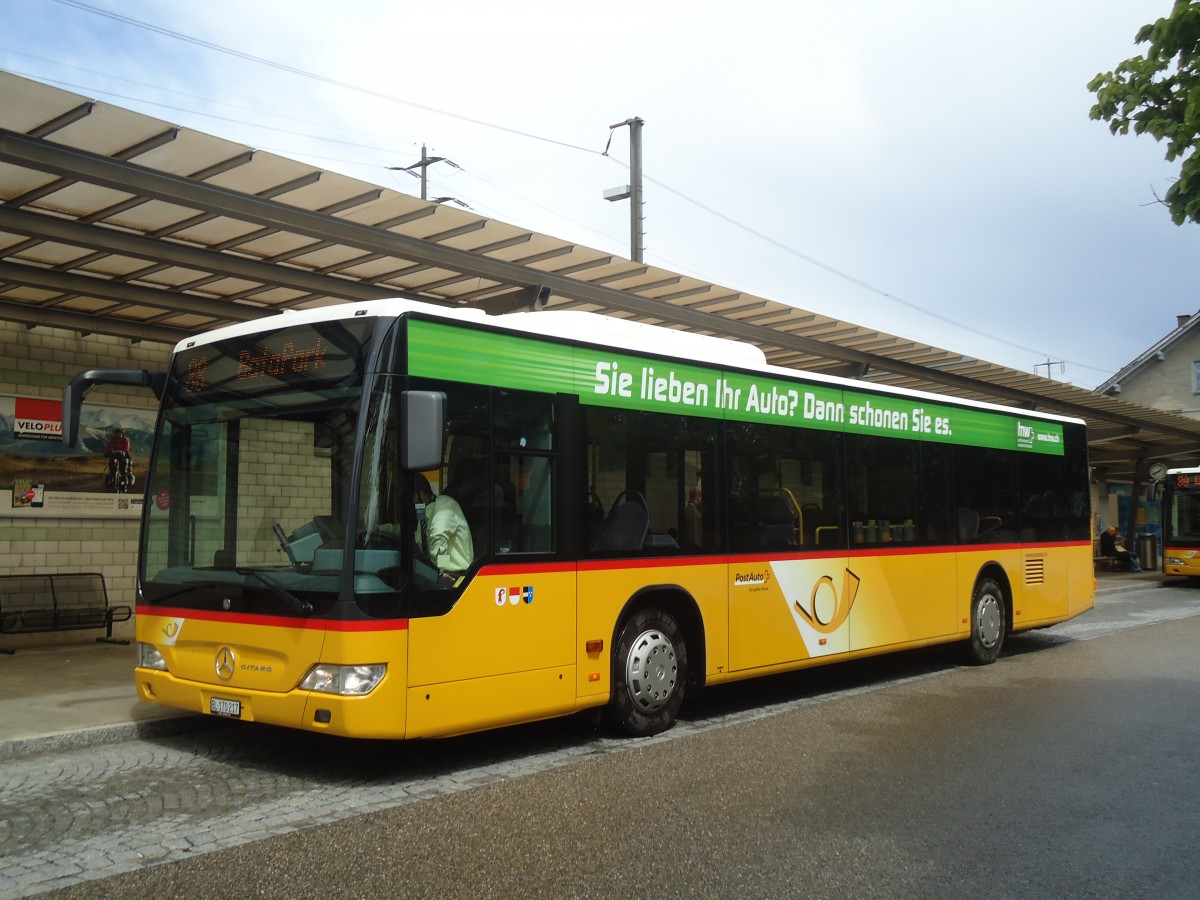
[2,395,154,519]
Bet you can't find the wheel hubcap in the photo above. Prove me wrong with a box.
[625,628,677,712]
[977,593,1002,649]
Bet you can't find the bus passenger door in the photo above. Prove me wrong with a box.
[726,424,853,669]
[729,554,854,670]
[845,438,958,652]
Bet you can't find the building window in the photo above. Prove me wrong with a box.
[1194,361,1200,393]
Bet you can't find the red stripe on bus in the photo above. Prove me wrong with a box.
[475,561,577,576]
[579,555,729,572]
[577,540,1089,570]
[136,606,408,631]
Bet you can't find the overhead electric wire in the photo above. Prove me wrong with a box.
[634,167,1108,378]
[0,51,428,154]
[2,52,634,254]
[48,0,605,158]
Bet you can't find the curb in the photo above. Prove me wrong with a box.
[0,714,230,762]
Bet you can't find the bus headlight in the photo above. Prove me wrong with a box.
[299,663,387,696]
[1165,557,1186,567]
[138,642,168,671]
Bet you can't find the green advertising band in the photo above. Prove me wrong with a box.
[409,319,1065,456]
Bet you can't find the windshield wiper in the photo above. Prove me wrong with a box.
[237,568,314,615]
[142,582,212,604]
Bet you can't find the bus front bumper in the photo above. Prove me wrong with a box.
[135,666,409,740]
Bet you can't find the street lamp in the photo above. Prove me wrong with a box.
[603,117,644,262]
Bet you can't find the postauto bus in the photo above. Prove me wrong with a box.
[63,299,1094,739]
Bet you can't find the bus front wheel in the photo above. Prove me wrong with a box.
[608,608,688,737]
[966,576,1006,665]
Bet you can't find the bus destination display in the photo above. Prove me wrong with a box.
[176,320,373,398]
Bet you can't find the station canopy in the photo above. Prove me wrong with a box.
[1,71,1196,483]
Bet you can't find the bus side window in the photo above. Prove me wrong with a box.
[846,434,919,546]
[584,406,717,556]
[919,443,954,544]
[409,378,490,566]
[953,446,1016,544]
[492,388,556,555]
[728,422,843,552]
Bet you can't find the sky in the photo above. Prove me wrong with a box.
[3,0,1198,390]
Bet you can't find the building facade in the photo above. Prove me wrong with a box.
[1097,312,1200,419]
[1092,312,1200,548]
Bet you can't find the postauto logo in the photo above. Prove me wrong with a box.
[733,570,771,587]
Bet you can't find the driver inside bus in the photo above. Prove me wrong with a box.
[413,473,474,588]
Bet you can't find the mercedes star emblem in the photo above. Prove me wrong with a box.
[215,646,235,681]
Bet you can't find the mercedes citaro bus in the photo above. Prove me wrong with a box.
[64,299,1094,739]
[1161,467,1200,577]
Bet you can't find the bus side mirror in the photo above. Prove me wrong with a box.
[400,390,446,471]
[62,368,166,448]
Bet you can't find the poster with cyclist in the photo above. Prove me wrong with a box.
[2,394,151,517]
[103,427,135,493]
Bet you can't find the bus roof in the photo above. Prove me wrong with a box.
[177,297,765,368]
[177,298,1085,427]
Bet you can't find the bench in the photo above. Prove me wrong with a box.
[0,573,132,654]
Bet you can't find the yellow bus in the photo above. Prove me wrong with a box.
[1162,467,1200,577]
[64,299,1095,739]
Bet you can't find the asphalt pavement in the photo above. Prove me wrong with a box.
[0,566,1169,762]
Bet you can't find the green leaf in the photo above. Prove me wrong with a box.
[1089,1,1200,226]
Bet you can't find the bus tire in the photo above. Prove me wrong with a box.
[608,608,688,737]
[966,575,1006,665]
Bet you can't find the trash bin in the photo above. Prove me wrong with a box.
[1138,533,1158,571]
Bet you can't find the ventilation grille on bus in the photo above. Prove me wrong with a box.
[1025,557,1045,585]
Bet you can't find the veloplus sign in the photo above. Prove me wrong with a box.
[409,320,1065,456]
[1,394,150,518]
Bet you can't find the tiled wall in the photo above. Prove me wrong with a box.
[1,321,169,646]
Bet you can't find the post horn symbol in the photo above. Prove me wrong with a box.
[794,569,861,634]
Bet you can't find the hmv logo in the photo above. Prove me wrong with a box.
[1017,421,1034,448]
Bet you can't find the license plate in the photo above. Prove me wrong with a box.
[209,697,242,718]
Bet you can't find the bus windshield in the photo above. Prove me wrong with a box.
[139,317,376,617]
[1166,473,1200,548]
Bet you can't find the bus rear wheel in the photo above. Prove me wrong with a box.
[608,608,688,737]
[965,575,1006,665]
